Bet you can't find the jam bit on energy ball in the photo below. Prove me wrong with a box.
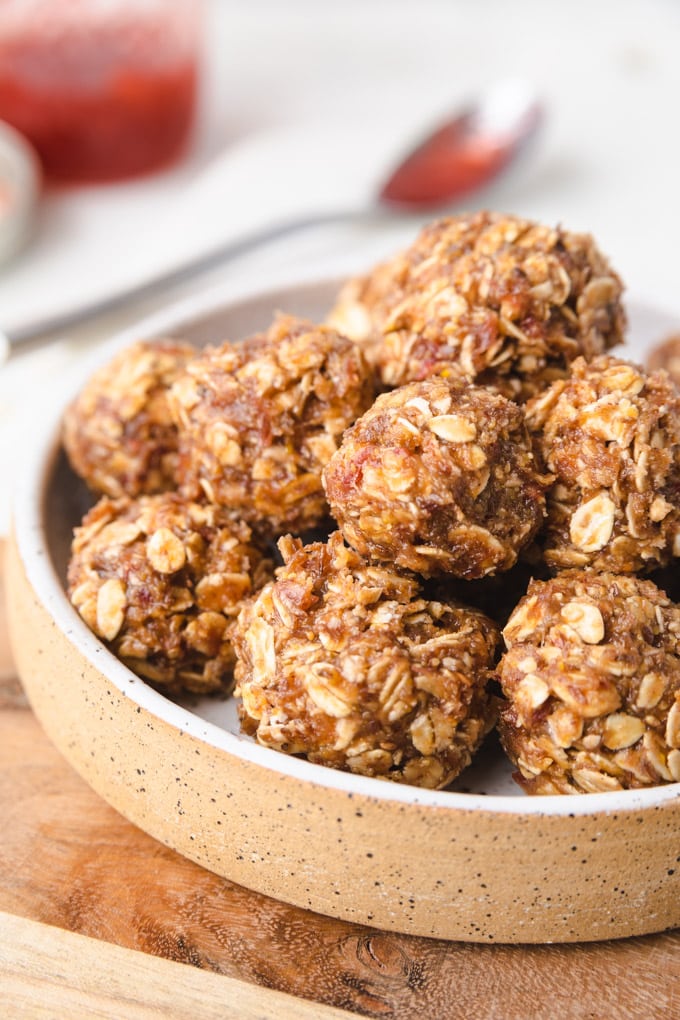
[526,355,680,574]
[233,532,500,789]
[497,571,680,794]
[323,375,550,579]
[62,338,195,498]
[169,314,375,539]
[67,493,273,696]
[327,211,626,400]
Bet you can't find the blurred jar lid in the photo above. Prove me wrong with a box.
[0,119,40,267]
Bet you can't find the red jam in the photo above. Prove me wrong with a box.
[0,4,201,183]
[380,121,511,209]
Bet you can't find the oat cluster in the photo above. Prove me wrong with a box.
[497,571,680,793]
[63,210,680,795]
[63,338,195,497]
[526,356,680,574]
[233,532,499,789]
[68,494,273,695]
[328,211,626,399]
[323,375,549,578]
[169,314,375,538]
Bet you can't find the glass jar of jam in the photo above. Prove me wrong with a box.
[0,0,203,183]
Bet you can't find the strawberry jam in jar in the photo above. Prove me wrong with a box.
[0,0,202,183]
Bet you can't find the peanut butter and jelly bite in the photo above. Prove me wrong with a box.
[328,211,626,400]
[169,314,375,539]
[68,493,273,695]
[497,571,680,794]
[233,532,500,789]
[323,375,549,579]
[63,338,195,498]
[526,355,680,574]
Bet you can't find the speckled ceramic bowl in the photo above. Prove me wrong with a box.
[8,277,680,944]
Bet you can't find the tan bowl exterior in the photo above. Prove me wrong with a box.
[7,278,680,944]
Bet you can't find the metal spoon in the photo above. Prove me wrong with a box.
[2,79,542,354]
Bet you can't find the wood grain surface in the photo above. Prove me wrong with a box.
[0,910,363,1020]
[1,539,680,1019]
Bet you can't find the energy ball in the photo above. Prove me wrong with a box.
[63,338,195,497]
[322,375,549,579]
[68,493,273,695]
[646,333,680,388]
[233,532,500,789]
[326,256,400,376]
[497,571,680,794]
[526,355,680,574]
[170,314,375,538]
[327,211,625,399]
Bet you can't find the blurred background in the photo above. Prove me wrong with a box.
[1,0,680,529]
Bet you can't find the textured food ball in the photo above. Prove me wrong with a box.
[327,211,625,400]
[233,532,500,789]
[326,256,401,376]
[526,355,680,574]
[646,333,680,387]
[497,571,680,794]
[68,493,273,695]
[169,314,375,538]
[323,376,549,579]
[63,338,195,497]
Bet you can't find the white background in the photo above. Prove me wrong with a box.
[2,0,680,530]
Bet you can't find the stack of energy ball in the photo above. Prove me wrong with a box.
[64,211,680,795]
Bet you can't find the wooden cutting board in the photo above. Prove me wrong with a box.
[1,540,679,1019]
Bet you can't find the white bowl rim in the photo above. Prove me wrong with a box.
[13,272,680,819]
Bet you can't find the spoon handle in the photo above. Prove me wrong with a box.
[2,208,371,356]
